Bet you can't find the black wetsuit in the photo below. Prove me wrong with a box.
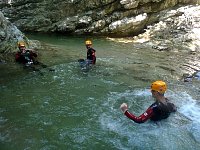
[124,98,177,123]
[87,47,96,64]
[15,50,37,65]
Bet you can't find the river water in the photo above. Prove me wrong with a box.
[0,33,200,150]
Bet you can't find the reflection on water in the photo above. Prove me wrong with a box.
[0,34,200,149]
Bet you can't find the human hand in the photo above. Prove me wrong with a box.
[120,103,128,113]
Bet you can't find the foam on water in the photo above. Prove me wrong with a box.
[99,89,156,149]
[169,91,200,123]
[2,33,200,149]
[99,88,200,149]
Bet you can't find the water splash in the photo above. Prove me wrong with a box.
[172,92,200,123]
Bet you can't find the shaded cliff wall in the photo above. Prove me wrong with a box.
[0,0,199,37]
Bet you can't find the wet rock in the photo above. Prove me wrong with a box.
[1,0,200,37]
[0,59,6,64]
[0,11,26,53]
[131,4,200,56]
[184,77,193,82]
[183,71,200,82]
[152,45,170,51]
[120,0,139,9]
[194,71,200,80]
[108,13,148,36]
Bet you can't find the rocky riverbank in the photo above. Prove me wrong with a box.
[108,5,200,79]
[109,4,200,52]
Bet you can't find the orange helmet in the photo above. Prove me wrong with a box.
[85,40,92,45]
[18,41,26,47]
[151,80,167,94]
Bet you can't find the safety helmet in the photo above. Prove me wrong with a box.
[151,80,167,94]
[18,41,26,47]
[85,40,92,45]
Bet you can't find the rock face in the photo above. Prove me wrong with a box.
[0,11,26,54]
[134,5,200,51]
[0,0,199,37]
[120,5,200,79]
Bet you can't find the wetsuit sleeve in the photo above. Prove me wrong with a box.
[15,52,21,61]
[124,107,154,123]
[91,48,96,56]
[91,48,96,64]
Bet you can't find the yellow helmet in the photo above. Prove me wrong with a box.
[18,41,26,47]
[85,40,92,45]
[151,80,167,94]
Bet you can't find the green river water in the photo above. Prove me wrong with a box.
[0,33,200,150]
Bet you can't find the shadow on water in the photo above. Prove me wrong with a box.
[0,34,200,149]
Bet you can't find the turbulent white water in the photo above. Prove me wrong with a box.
[1,29,200,149]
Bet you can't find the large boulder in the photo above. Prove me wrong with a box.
[0,11,26,54]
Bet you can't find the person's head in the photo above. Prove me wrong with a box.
[18,41,26,52]
[151,80,167,98]
[85,40,92,48]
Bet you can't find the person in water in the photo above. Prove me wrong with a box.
[85,40,96,64]
[15,41,38,66]
[15,41,48,69]
[120,80,177,123]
